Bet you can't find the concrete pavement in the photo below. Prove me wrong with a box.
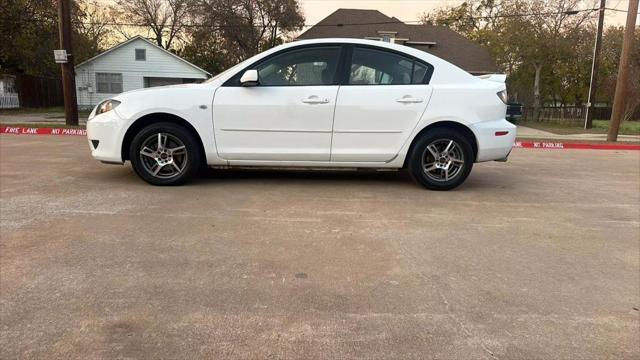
[1,135,639,359]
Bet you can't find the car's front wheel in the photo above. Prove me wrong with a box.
[129,122,201,185]
[408,128,474,190]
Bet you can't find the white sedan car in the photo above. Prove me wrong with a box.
[87,38,515,190]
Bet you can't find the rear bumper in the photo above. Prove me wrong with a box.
[471,119,516,162]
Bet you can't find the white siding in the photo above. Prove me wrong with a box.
[75,38,208,107]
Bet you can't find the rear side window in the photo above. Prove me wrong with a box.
[349,47,431,85]
[412,62,429,84]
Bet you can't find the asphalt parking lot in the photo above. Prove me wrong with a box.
[1,135,639,359]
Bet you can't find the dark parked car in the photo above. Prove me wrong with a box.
[507,102,522,123]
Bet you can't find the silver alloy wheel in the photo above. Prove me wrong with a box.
[422,139,465,182]
[138,132,188,179]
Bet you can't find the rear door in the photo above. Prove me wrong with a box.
[331,46,434,162]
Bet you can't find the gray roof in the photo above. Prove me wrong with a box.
[297,9,497,74]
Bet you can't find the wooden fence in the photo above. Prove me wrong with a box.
[14,74,64,108]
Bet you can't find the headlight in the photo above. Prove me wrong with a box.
[497,90,508,104]
[95,100,121,115]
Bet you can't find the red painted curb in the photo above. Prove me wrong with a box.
[2,126,639,151]
[514,141,640,151]
[1,126,86,136]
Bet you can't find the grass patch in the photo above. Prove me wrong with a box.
[519,119,640,136]
[591,120,640,134]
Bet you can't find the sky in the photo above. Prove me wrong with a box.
[300,0,636,27]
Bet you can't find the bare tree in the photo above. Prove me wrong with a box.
[111,0,194,50]
[74,0,112,54]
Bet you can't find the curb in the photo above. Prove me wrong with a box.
[514,141,640,151]
[2,126,639,151]
[1,126,86,136]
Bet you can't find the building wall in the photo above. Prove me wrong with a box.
[75,38,208,108]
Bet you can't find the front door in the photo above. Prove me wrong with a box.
[213,46,343,161]
[331,46,433,162]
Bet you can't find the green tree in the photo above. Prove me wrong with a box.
[0,0,108,76]
[421,0,595,118]
[180,28,237,76]
[182,0,304,75]
[1,0,59,76]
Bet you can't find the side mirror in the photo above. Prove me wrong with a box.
[240,69,259,87]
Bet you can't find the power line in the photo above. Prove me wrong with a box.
[72,7,604,29]
[301,0,463,1]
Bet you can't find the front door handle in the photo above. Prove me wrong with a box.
[396,96,424,104]
[302,96,330,104]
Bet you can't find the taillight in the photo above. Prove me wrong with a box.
[497,90,508,104]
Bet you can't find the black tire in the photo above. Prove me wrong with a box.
[408,127,474,190]
[129,122,201,185]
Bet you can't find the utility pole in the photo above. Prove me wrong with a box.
[584,0,606,129]
[607,0,639,141]
[57,0,78,126]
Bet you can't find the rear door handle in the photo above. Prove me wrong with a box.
[396,96,424,104]
[302,96,330,104]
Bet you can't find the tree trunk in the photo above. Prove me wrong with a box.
[533,63,542,121]
[271,21,278,48]
[156,31,163,48]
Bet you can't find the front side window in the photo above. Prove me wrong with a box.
[96,73,123,93]
[256,46,341,86]
[349,47,429,85]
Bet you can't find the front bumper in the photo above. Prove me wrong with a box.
[471,119,517,162]
[86,110,126,164]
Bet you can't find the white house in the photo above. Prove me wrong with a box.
[75,36,210,108]
[0,74,19,109]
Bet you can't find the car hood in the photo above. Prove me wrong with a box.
[113,82,216,100]
[98,80,222,121]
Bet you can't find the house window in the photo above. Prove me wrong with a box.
[96,73,123,93]
[135,49,146,61]
[382,34,392,43]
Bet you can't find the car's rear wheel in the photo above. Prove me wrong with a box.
[129,122,201,185]
[408,128,474,190]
